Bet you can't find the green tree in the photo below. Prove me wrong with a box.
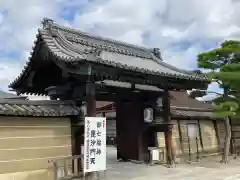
[190,40,240,163]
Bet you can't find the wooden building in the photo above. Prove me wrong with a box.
[0,99,78,180]
[8,18,209,165]
[96,91,221,158]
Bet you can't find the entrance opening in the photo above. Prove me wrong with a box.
[147,129,156,147]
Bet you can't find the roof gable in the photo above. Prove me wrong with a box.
[170,91,212,110]
[41,19,205,80]
[42,19,156,59]
[9,18,208,91]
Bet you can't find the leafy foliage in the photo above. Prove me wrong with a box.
[191,40,240,117]
[214,101,239,117]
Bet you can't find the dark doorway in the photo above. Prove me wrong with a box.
[147,129,156,147]
[142,126,157,162]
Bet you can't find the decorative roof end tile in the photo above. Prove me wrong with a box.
[41,18,54,30]
[153,48,163,61]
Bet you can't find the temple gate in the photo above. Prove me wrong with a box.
[9,18,209,166]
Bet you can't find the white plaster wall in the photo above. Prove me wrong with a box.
[20,93,50,100]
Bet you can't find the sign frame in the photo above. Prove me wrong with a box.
[83,117,107,173]
[187,123,198,138]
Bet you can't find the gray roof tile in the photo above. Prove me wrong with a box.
[0,99,80,117]
[9,18,208,89]
[170,106,216,119]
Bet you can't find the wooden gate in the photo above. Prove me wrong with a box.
[50,155,83,180]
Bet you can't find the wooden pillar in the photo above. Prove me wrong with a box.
[197,120,204,152]
[84,79,96,175]
[229,118,234,154]
[116,99,124,160]
[177,120,184,155]
[116,98,143,162]
[72,100,83,157]
[86,81,96,117]
[137,99,145,162]
[163,89,173,166]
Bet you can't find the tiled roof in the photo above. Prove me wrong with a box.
[0,99,79,117]
[170,91,212,109]
[170,106,215,119]
[9,18,208,89]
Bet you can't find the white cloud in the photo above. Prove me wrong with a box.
[73,0,240,43]
[0,61,22,92]
[0,13,3,25]
[72,0,240,96]
[0,0,68,92]
[163,46,203,70]
[0,0,239,93]
[0,0,59,53]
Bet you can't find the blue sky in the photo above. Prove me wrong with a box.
[0,0,239,99]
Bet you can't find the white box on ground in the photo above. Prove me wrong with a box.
[148,147,160,161]
[84,117,107,173]
[152,149,159,161]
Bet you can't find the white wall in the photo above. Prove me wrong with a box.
[20,93,50,100]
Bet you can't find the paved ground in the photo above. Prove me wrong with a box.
[102,147,240,180]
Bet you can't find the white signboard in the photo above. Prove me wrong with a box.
[187,123,198,138]
[84,117,106,173]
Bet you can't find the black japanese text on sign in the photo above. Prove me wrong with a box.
[89,120,104,164]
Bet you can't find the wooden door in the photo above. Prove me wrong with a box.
[116,101,142,161]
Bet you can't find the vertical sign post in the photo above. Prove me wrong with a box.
[84,117,106,173]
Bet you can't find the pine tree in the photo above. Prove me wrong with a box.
[190,40,240,163]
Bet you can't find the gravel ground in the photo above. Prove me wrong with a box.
[103,147,240,180]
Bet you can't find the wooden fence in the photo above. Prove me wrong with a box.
[49,155,83,180]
